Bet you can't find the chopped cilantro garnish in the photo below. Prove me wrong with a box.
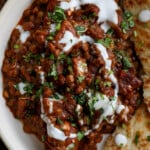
[104,81,112,87]
[47,35,54,41]
[41,135,46,142]
[56,117,63,125]
[97,37,113,48]
[14,84,19,90]
[122,56,132,69]
[121,10,135,33]
[74,92,87,106]
[110,96,116,101]
[122,123,127,130]
[88,96,98,116]
[47,32,56,41]
[133,30,138,37]
[99,108,104,114]
[147,136,150,142]
[23,52,33,62]
[56,22,61,31]
[48,6,66,23]
[53,92,60,99]
[43,82,54,89]
[114,51,132,69]
[23,82,34,94]
[103,116,109,122]
[134,132,139,145]
[23,52,41,62]
[106,28,114,35]
[75,25,86,34]
[67,143,75,150]
[48,64,57,77]
[14,44,20,49]
[77,131,84,141]
[99,93,104,100]
[35,87,43,98]
[49,54,55,60]
[58,53,67,60]
[77,76,85,83]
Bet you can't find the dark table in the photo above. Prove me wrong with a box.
[0,140,7,150]
[0,1,8,149]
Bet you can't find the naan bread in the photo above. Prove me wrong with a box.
[103,104,150,150]
[124,0,150,111]
[103,0,150,149]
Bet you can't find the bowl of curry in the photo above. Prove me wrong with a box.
[0,0,142,150]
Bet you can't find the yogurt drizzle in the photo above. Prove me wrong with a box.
[16,25,30,43]
[40,0,123,143]
[60,0,119,32]
[138,9,150,22]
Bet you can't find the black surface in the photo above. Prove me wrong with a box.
[0,0,6,9]
[0,139,7,150]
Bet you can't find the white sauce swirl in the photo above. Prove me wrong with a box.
[40,0,122,143]
[59,31,94,52]
[138,10,150,22]
[115,134,127,147]
[60,0,119,32]
[16,25,30,43]
[18,82,26,95]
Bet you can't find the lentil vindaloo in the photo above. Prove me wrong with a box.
[2,0,142,150]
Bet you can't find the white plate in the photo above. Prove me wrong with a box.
[0,1,109,149]
[0,0,44,150]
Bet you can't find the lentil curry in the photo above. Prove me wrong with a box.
[2,0,142,149]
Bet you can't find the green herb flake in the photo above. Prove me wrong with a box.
[121,10,135,33]
[77,131,84,141]
[138,41,144,48]
[14,44,20,49]
[48,64,57,77]
[56,117,63,125]
[133,30,138,37]
[47,35,54,41]
[147,136,150,142]
[110,96,116,101]
[122,56,132,69]
[99,108,104,114]
[103,116,109,122]
[74,92,87,106]
[53,92,60,99]
[23,82,34,94]
[99,93,104,100]
[35,87,43,98]
[134,132,139,145]
[56,22,61,31]
[97,37,113,48]
[43,82,54,89]
[77,76,85,83]
[122,123,127,130]
[106,28,114,35]
[48,6,66,23]
[104,81,112,87]
[41,135,46,142]
[58,53,67,60]
[88,96,98,116]
[67,143,75,150]
[23,52,41,62]
[23,52,33,62]
[14,84,19,90]
[95,79,100,85]
[49,54,55,60]
[75,25,86,34]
